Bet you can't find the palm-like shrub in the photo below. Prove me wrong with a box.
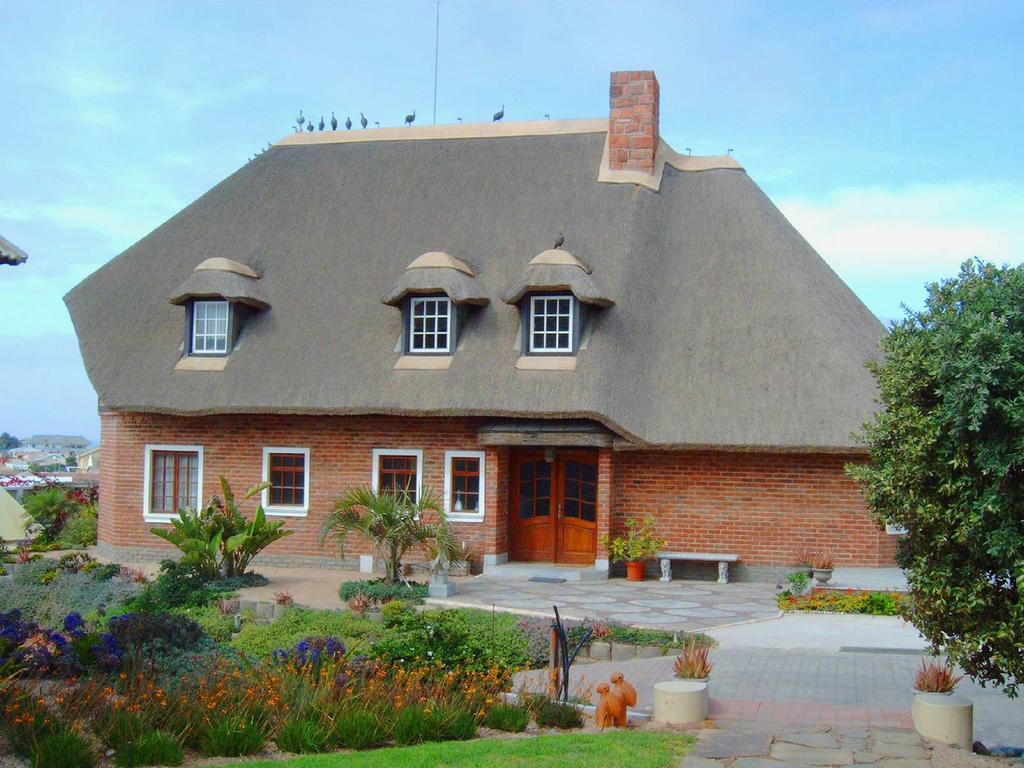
[23,487,77,542]
[151,477,292,579]
[320,487,464,584]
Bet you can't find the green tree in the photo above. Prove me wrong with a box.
[320,487,465,583]
[849,259,1024,696]
[0,432,18,450]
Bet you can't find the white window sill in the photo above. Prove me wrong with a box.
[516,356,576,370]
[265,506,309,517]
[144,514,181,524]
[447,513,485,523]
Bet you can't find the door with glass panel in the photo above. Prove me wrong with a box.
[509,451,598,564]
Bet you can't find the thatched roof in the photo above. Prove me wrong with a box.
[66,122,885,451]
[382,252,489,307]
[168,259,269,309]
[0,235,27,266]
[501,250,613,307]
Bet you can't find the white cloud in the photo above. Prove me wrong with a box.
[777,182,1024,279]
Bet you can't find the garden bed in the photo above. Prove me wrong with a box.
[777,589,905,616]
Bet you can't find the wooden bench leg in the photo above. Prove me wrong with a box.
[659,558,672,582]
[717,562,729,584]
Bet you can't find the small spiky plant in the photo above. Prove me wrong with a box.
[915,660,963,693]
[673,637,713,679]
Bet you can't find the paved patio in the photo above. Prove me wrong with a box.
[517,647,1024,747]
[430,577,781,631]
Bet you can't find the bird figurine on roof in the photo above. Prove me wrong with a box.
[296,110,305,129]
[553,232,564,249]
[404,110,416,126]
[306,122,314,132]
[345,116,352,130]
[360,112,368,129]
[330,112,338,130]
[493,105,504,122]
[318,115,325,131]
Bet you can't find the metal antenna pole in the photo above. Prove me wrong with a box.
[432,0,441,124]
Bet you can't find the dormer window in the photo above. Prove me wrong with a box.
[528,294,576,354]
[407,295,454,354]
[191,300,230,355]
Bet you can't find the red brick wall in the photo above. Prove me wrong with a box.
[99,412,895,570]
[98,412,506,567]
[608,70,660,173]
[611,450,897,567]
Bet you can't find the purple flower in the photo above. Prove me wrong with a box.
[63,613,86,637]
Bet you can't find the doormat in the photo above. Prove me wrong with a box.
[529,576,567,584]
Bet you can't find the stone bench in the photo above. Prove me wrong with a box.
[656,551,740,584]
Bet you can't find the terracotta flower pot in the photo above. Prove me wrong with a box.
[626,561,646,581]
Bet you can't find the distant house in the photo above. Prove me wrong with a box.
[77,446,101,472]
[67,69,894,581]
[21,435,91,453]
[0,235,27,266]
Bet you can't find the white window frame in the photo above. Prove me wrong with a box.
[261,447,310,516]
[371,448,423,502]
[143,444,204,522]
[885,522,908,535]
[408,296,453,354]
[191,300,229,355]
[528,294,575,354]
[444,450,486,522]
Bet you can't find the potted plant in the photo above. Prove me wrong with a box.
[911,660,972,748]
[672,638,712,681]
[600,516,666,581]
[654,638,713,725]
[793,548,814,577]
[811,551,835,585]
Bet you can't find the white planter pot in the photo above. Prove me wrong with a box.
[911,692,973,749]
[653,679,709,725]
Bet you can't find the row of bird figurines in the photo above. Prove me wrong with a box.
[595,672,637,728]
[293,105,505,132]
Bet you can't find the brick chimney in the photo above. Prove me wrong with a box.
[608,70,660,174]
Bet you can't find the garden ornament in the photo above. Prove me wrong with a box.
[610,671,637,708]
[596,682,627,728]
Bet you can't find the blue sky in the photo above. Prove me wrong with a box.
[1,0,1022,443]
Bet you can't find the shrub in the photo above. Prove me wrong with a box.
[107,612,205,653]
[380,599,415,627]
[0,686,71,756]
[673,638,713,679]
[151,476,291,580]
[483,702,530,732]
[174,604,236,643]
[97,709,147,750]
[331,708,389,750]
[198,713,268,756]
[31,731,96,768]
[532,698,583,729]
[114,730,184,767]
[23,487,77,541]
[849,260,1024,695]
[231,607,375,659]
[787,570,810,594]
[433,703,478,741]
[127,560,215,612]
[57,552,96,572]
[276,715,333,754]
[915,660,963,693]
[55,505,98,549]
[0,561,142,627]
[391,705,432,745]
[339,579,428,604]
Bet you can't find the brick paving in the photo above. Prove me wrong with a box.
[517,649,1024,747]
[431,577,781,631]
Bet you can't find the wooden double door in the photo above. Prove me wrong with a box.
[509,451,598,564]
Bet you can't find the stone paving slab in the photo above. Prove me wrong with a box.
[432,577,780,631]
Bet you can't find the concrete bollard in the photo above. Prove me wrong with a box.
[911,693,973,749]
[653,680,709,725]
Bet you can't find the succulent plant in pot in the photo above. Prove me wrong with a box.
[811,551,835,585]
[911,659,972,749]
[600,516,666,581]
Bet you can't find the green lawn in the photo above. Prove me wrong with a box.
[218,730,694,768]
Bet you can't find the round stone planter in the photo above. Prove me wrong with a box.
[653,679,709,725]
[812,568,833,585]
[911,692,973,749]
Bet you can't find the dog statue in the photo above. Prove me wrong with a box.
[595,682,627,727]
[610,671,637,708]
